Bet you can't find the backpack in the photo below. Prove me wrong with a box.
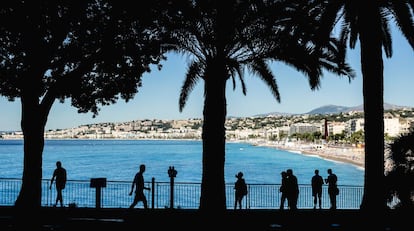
[241,181,248,195]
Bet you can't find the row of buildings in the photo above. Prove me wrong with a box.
[2,108,413,143]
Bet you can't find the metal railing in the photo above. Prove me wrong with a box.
[0,177,363,209]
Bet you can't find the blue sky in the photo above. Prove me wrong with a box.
[1,28,413,131]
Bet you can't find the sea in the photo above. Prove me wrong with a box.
[0,139,364,186]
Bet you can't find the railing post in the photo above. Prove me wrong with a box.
[167,166,177,209]
[151,177,155,209]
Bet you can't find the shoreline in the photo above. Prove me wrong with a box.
[247,140,365,168]
[1,138,365,168]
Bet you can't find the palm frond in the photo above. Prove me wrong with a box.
[248,59,280,102]
[227,59,246,95]
[387,130,414,166]
[390,1,414,50]
[179,60,202,112]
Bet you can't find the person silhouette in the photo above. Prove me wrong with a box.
[279,171,288,210]
[234,171,247,209]
[325,168,338,210]
[129,164,150,209]
[286,169,299,210]
[49,161,67,207]
[311,169,324,209]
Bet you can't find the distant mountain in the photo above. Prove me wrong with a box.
[251,111,294,117]
[307,105,352,114]
[255,103,413,117]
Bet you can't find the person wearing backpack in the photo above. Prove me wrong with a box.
[325,168,338,210]
[234,171,247,209]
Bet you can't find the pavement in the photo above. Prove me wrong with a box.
[0,206,410,231]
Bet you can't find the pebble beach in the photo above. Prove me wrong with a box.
[248,140,365,168]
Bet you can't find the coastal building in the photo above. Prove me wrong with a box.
[289,122,320,135]
[384,113,400,137]
[349,118,364,134]
[2,110,414,143]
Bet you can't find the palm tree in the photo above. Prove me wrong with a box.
[316,0,414,214]
[164,0,354,213]
[385,130,414,209]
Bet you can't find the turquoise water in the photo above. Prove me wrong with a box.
[0,139,363,186]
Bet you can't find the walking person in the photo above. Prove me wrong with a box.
[129,164,151,209]
[325,168,338,210]
[49,161,67,207]
[285,169,299,210]
[279,171,288,210]
[234,171,247,209]
[311,169,324,209]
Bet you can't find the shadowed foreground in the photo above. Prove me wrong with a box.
[0,206,410,230]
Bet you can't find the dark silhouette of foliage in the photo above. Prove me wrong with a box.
[0,1,167,209]
[315,0,414,214]
[385,131,414,210]
[162,0,354,212]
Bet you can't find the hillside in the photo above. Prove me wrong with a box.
[255,102,413,117]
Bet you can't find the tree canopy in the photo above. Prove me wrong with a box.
[0,1,166,115]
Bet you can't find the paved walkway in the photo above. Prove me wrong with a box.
[0,206,409,230]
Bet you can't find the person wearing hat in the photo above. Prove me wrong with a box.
[234,171,247,209]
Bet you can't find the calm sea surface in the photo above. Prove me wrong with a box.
[0,139,363,186]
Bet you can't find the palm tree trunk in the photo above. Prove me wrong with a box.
[359,6,386,216]
[199,58,227,213]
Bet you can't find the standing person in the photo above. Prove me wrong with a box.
[49,161,67,207]
[129,164,151,209]
[234,171,247,209]
[311,169,324,210]
[279,171,288,210]
[325,168,338,210]
[285,169,299,210]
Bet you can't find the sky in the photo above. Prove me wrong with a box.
[1,28,414,131]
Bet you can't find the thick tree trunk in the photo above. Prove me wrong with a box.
[359,4,386,217]
[13,93,49,231]
[14,97,47,210]
[199,58,227,213]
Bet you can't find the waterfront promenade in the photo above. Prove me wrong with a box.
[0,206,409,230]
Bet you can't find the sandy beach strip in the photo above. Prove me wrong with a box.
[248,140,365,168]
